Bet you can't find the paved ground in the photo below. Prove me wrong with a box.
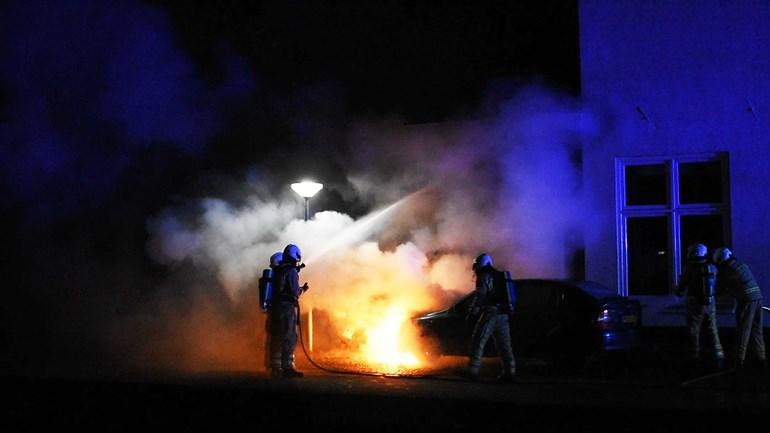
[4,327,769,431]
[5,350,769,432]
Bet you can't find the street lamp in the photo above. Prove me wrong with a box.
[291,181,323,221]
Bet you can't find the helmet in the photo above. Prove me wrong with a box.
[712,247,732,264]
[687,243,707,258]
[473,253,493,270]
[283,244,302,263]
[269,252,283,268]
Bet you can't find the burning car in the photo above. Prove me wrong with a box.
[413,279,642,371]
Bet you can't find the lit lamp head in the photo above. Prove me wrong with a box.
[290,181,323,198]
[291,181,323,221]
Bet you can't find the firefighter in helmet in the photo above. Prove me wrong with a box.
[466,253,516,382]
[712,247,766,369]
[268,243,309,378]
[675,243,725,370]
[264,251,283,377]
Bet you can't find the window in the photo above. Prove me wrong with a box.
[616,154,729,296]
[625,164,667,205]
[679,161,723,204]
[626,216,669,295]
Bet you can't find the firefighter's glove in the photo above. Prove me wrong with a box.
[301,282,309,292]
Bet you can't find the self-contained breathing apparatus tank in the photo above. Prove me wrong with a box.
[258,268,274,312]
[502,270,517,312]
[260,252,284,312]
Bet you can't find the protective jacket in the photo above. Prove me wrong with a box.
[469,265,512,312]
[273,262,302,305]
[717,257,762,302]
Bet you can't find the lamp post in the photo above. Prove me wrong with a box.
[291,181,323,221]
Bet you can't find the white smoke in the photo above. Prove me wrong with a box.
[340,87,599,277]
[133,86,600,372]
[146,86,600,302]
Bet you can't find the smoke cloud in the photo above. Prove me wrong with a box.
[0,0,255,375]
[131,86,601,373]
[0,0,253,224]
[1,0,599,375]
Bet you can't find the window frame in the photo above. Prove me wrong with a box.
[615,153,730,296]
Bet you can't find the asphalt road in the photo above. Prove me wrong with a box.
[5,353,770,432]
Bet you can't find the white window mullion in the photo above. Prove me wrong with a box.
[670,160,681,290]
[617,153,729,298]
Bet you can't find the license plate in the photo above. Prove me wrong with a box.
[622,315,637,324]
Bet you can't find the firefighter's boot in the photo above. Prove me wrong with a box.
[282,367,304,378]
[464,365,480,381]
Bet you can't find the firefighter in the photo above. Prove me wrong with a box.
[675,243,725,370]
[268,243,309,378]
[712,247,766,370]
[265,251,283,377]
[466,253,516,383]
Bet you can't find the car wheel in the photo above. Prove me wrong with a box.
[550,332,590,374]
[552,350,587,374]
[416,335,444,363]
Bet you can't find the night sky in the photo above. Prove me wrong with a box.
[156,0,579,121]
[0,0,578,374]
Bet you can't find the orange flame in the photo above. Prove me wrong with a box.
[298,243,468,374]
[360,306,420,368]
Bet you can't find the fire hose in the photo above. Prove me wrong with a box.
[262,268,436,379]
[294,303,433,379]
[291,303,770,384]
[293,304,628,384]
[680,304,770,388]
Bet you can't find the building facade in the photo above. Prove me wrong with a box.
[579,0,770,325]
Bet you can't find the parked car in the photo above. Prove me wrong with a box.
[413,279,642,371]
